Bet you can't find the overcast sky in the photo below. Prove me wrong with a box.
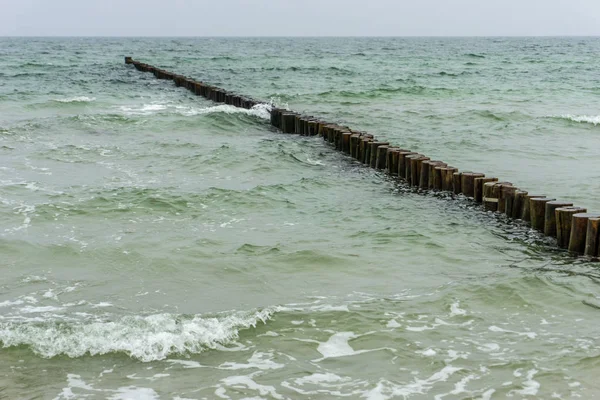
[1,0,599,37]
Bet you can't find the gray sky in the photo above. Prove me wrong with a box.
[1,0,599,36]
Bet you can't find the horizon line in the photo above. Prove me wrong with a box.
[1,35,600,38]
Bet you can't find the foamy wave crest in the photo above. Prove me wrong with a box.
[120,103,271,120]
[53,96,96,103]
[555,114,600,125]
[177,103,272,120]
[0,308,273,362]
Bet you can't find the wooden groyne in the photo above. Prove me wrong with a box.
[125,57,600,260]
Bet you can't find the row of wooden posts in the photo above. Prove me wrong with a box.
[126,57,600,259]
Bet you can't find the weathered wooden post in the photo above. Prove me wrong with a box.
[281,113,298,133]
[398,152,417,179]
[530,197,556,231]
[411,157,430,187]
[440,167,458,192]
[585,218,600,257]
[474,177,498,203]
[556,207,587,248]
[341,132,352,153]
[521,194,546,222]
[427,162,446,189]
[452,172,462,195]
[461,173,485,198]
[370,142,389,168]
[544,201,573,237]
[125,56,133,64]
[569,213,600,254]
[349,134,361,157]
[387,149,400,175]
[376,146,389,170]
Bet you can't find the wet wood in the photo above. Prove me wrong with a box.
[530,197,556,231]
[411,157,430,187]
[341,132,352,153]
[376,145,389,170]
[440,167,458,192]
[474,177,498,203]
[521,194,546,222]
[569,213,600,254]
[556,207,587,249]
[387,149,400,175]
[585,218,600,257]
[427,161,447,189]
[398,152,417,179]
[544,201,574,237]
[349,134,361,158]
[502,186,518,216]
[420,160,443,189]
[461,173,485,198]
[511,190,528,219]
[369,142,389,168]
[452,172,462,194]
[281,113,298,133]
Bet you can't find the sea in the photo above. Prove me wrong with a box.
[1,37,600,399]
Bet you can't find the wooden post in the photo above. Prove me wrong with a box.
[452,172,463,195]
[370,142,389,168]
[483,182,499,211]
[404,154,422,185]
[281,113,298,133]
[512,190,528,219]
[461,173,485,198]
[440,167,458,192]
[376,146,389,170]
[503,186,518,217]
[427,162,446,189]
[398,152,417,179]
[420,160,443,189]
[412,157,430,187]
[569,213,600,254]
[530,197,556,231]
[556,207,587,249]
[125,56,133,64]
[341,132,352,153]
[270,108,283,129]
[349,134,361,158]
[521,194,546,222]
[387,149,400,175]
[585,218,600,257]
[544,201,573,237]
[360,137,373,164]
[474,177,498,203]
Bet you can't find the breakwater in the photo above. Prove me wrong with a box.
[125,56,600,259]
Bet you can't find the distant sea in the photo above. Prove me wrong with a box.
[1,37,600,399]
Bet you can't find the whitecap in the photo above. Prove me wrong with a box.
[555,114,600,125]
[53,96,96,103]
[0,308,274,362]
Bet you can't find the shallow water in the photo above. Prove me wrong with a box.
[1,37,600,399]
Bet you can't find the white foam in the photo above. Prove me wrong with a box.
[218,351,284,371]
[510,369,540,396]
[0,309,273,362]
[53,96,96,103]
[489,325,537,339]
[449,301,467,317]
[365,366,462,399]
[386,319,401,328]
[558,114,600,125]
[119,103,271,120]
[317,332,358,359]
[220,375,284,400]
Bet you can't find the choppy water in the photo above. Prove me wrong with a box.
[1,37,600,399]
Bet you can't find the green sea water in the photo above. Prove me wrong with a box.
[1,37,600,399]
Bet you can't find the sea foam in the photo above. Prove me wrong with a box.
[556,114,600,125]
[0,309,273,362]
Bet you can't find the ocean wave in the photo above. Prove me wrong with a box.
[52,96,96,103]
[0,308,274,362]
[553,114,600,126]
[119,103,271,120]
